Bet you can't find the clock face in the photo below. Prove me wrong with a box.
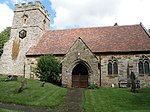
[19,29,27,39]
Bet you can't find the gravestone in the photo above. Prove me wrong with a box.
[17,79,27,93]
[7,75,18,81]
[41,81,45,87]
[130,71,137,92]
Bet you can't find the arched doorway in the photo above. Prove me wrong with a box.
[72,63,88,88]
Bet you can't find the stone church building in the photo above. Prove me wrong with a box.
[0,1,150,88]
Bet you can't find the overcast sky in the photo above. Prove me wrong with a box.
[0,0,150,32]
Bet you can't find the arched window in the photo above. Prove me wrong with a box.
[114,62,118,74]
[108,56,118,75]
[108,62,112,74]
[43,19,46,30]
[138,55,150,74]
[22,14,28,25]
[144,61,149,74]
[138,61,144,74]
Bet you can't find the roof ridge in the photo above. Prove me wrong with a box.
[139,22,150,37]
[27,23,150,56]
[49,24,141,32]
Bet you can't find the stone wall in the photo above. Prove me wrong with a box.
[25,57,39,79]
[25,56,64,79]
[0,1,50,76]
[62,38,99,87]
[100,54,150,87]
[14,1,50,31]
[25,53,150,88]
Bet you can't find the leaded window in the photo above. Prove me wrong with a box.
[114,62,118,74]
[138,61,144,74]
[108,56,118,75]
[139,55,150,74]
[108,62,112,74]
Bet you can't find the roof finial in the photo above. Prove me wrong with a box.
[114,22,118,26]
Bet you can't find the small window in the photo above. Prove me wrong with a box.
[139,61,144,74]
[144,61,149,74]
[114,62,118,74]
[108,62,112,74]
[108,56,118,75]
[43,19,46,30]
[22,14,28,25]
[138,55,150,74]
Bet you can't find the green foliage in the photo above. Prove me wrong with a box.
[84,88,150,112]
[0,27,11,55]
[0,76,67,108]
[87,84,99,89]
[0,108,20,112]
[36,55,61,84]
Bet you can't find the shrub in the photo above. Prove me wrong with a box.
[36,55,61,85]
[88,84,99,89]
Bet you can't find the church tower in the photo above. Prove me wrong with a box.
[0,1,50,76]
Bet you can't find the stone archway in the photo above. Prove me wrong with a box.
[72,63,88,88]
[62,38,99,88]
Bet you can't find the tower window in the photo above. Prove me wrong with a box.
[24,19,27,23]
[138,55,150,74]
[22,14,28,24]
[43,19,46,30]
[108,56,118,75]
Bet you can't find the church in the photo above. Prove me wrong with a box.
[0,1,150,88]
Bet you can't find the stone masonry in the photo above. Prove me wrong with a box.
[62,38,99,87]
[0,1,50,76]
[100,54,150,87]
[1,1,150,88]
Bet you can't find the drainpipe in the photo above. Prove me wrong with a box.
[99,56,101,87]
[23,62,25,78]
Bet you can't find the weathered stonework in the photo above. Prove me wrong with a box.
[62,38,99,87]
[25,56,64,79]
[0,1,150,88]
[100,54,150,87]
[25,57,39,79]
[0,1,50,76]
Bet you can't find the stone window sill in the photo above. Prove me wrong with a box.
[107,74,118,78]
[139,74,144,76]
[139,74,150,76]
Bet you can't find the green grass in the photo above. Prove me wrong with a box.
[84,88,150,112]
[0,108,21,112]
[0,76,67,109]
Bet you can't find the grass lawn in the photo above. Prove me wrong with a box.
[0,76,67,109]
[84,88,150,112]
[0,108,21,112]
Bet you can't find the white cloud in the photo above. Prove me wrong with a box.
[0,3,13,32]
[50,0,150,29]
[10,0,31,4]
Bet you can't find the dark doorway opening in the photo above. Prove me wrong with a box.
[72,63,88,88]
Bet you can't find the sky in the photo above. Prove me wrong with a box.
[0,0,150,32]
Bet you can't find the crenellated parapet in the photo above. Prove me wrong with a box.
[14,1,50,20]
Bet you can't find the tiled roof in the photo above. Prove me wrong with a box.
[27,24,150,55]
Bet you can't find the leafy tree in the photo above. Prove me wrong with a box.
[0,27,11,55]
[36,55,62,85]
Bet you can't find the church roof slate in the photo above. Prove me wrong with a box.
[27,24,150,56]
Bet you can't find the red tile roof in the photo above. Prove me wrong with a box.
[27,24,150,55]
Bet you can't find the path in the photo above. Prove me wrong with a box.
[0,88,84,112]
[0,103,49,112]
[52,88,84,112]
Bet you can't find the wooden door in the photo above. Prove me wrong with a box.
[72,75,88,88]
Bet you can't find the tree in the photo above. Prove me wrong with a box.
[36,55,61,85]
[0,27,11,55]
